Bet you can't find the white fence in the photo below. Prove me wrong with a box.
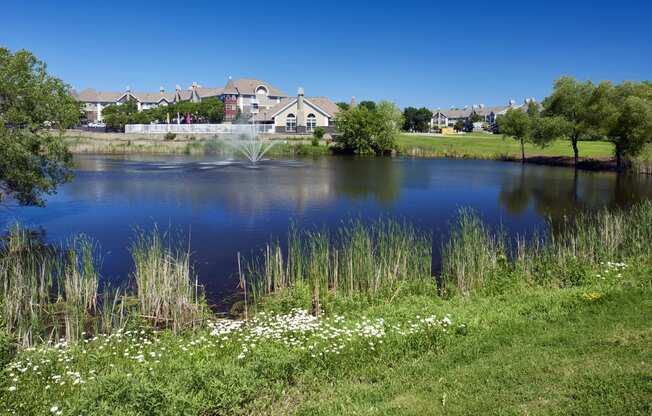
[125,123,275,134]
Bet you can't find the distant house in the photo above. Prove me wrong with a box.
[256,88,340,133]
[430,108,473,129]
[430,100,522,131]
[74,78,289,123]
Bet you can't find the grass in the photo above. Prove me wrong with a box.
[1,204,651,414]
[0,225,205,348]
[65,135,332,158]
[241,219,432,313]
[398,133,616,159]
[1,260,649,415]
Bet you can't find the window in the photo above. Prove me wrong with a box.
[255,86,268,96]
[286,114,296,132]
[307,113,317,132]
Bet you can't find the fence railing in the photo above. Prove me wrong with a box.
[125,123,275,134]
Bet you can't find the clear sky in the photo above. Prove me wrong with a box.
[1,0,650,108]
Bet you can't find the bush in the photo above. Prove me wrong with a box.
[164,132,176,141]
[313,127,326,140]
[311,137,319,147]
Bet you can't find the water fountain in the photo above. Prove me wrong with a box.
[226,123,276,165]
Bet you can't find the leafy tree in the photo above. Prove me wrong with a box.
[0,48,80,206]
[313,126,326,140]
[402,107,433,132]
[453,120,465,132]
[542,76,598,165]
[497,104,534,163]
[358,101,376,111]
[196,97,224,123]
[102,100,138,131]
[336,102,350,111]
[469,112,483,123]
[601,81,652,169]
[335,101,402,155]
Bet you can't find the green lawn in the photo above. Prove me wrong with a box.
[398,133,616,159]
[2,262,650,415]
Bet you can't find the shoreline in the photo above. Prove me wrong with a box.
[63,131,652,174]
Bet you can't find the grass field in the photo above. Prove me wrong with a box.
[398,133,616,159]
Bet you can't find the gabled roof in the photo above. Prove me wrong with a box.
[131,92,176,103]
[231,78,287,97]
[74,88,122,103]
[223,79,238,94]
[257,96,340,121]
[195,87,224,98]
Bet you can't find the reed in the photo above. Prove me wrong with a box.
[0,226,100,346]
[242,219,433,311]
[130,228,206,332]
[441,201,652,294]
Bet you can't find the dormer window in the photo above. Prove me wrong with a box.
[255,86,268,96]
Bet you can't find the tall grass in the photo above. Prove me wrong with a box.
[0,225,206,347]
[0,226,100,346]
[441,201,652,295]
[131,228,206,332]
[242,219,433,312]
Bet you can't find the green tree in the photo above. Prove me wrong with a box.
[102,100,138,131]
[0,48,80,206]
[336,102,350,111]
[453,120,465,132]
[358,101,376,111]
[497,105,534,163]
[469,112,483,123]
[335,101,402,155]
[601,82,652,169]
[542,76,597,165]
[403,107,433,132]
[196,97,224,123]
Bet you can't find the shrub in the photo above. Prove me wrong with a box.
[313,127,326,140]
[311,137,319,147]
[164,132,176,141]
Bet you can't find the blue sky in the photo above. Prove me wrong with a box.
[1,0,650,108]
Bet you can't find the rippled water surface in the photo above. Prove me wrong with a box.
[2,155,650,308]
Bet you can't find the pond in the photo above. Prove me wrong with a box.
[2,155,651,309]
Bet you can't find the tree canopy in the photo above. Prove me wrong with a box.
[335,101,403,155]
[402,107,432,132]
[542,76,598,164]
[102,98,225,131]
[0,48,80,206]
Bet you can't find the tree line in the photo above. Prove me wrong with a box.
[101,98,225,131]
[498,77,652,169]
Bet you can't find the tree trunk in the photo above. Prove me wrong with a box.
[520,139,525,164]
[615,147,623,171]
[572,136,579,166]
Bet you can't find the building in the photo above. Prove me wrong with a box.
[430,100,521,130]
[74,78,289,123]
[256,88,340,133]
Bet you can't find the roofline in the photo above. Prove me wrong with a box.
[269,98,333,119]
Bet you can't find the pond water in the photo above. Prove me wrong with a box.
[2,155,651,309]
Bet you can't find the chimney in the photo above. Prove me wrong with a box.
[297,87,305,128]
[350,96,356,108]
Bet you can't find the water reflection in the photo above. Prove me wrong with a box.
[499,164,652,219]
[1,155,650,308]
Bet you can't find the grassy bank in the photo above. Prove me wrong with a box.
[398,133,652,173]
[1,204,651,414]
[64,133,330,158]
